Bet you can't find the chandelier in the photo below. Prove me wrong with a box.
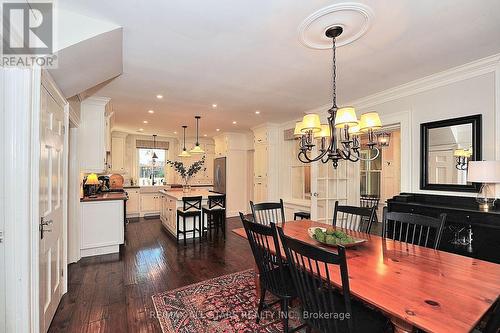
[295,26,383,169]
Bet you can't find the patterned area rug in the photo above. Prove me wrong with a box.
[152,269,303,333]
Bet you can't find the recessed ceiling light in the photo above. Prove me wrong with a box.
[138,128,144,131]
[174,131,178,134]
[148,110,154,114]
[232,121,237,124]
[212,104,217,109]
[143,120,148,124]
[216,128,220,132]
[156,94,163,99]
[255,110,261,114]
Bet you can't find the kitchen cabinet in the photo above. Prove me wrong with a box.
[160,192,177,233]
[252,125,279,202]
[80,199,124,257]
[125,188,140,216]
[141,193,160,213]
[79,97,112,173]
[111,134,126,173]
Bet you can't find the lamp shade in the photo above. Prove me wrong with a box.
[359,112,382,132]
[86,173,99,185]
[335,107,358,128]
[190,144,205,154]
[293,121,304,136]
[178,149,191,158]
[301,114,321,133]
[454,149,467,157]
[467,161,500,183]
[314,124,331,138]
[348,125,361,135]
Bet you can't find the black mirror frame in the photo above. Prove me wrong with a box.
[420,114,482,192]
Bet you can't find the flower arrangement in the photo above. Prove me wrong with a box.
[166,156,206,188]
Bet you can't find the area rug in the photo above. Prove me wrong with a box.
[152,269,303,333]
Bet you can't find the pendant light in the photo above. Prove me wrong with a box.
[152,134,158,160]
[190,115,205,154]
[178,126,191,158]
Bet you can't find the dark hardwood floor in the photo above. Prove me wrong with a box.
[49,216,254,333]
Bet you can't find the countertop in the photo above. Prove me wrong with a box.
[80,192,128,202]
[124,184,213,189]
[159,189,216,200]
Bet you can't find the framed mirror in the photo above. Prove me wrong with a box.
[420,115,481,192]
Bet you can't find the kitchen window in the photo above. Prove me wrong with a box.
[138,148,167,186]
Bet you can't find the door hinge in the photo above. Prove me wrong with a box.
[62,125,65,135]
[62,269,64,277]
[0,231,3,243]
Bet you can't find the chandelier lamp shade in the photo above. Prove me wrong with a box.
[454,148,473,170]
[178,125,191,158]
[296,26,384,169]
[190,116,205,154]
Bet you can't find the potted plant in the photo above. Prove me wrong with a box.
[166,156,206,192]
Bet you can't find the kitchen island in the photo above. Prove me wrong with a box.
[80,192,127,257]
[158,189,216,238]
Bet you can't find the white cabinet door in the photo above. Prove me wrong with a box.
[141,194,156,212]
[254,179,267,203]
[126,189,140,214]
[80,98,110,173]
[111,136,126,172]
[254,145,268,178]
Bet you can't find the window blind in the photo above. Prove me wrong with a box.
[136,140,169,150]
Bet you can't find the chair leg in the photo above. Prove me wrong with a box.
[256,288,266,324]
[176,214,180,244]
[221,212,226,240]
[183,217,187,246]
[281,298,289,333]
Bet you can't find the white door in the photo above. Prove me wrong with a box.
[39,85,65,333]
[428,149,456,184]
[311,157,359,225]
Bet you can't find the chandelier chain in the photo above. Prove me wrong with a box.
[331,37,337,108]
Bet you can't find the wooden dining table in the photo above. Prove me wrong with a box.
[232,220,500,333]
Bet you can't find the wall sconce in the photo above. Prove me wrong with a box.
[377,132,391,148]
[454,148,472,170]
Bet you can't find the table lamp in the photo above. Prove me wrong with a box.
[85,173,100,198]
[467,161,500,211]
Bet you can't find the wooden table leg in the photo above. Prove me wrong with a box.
[254,263,261,304]
[390,316,414,333]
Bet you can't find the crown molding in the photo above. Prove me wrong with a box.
[350,53,500,110]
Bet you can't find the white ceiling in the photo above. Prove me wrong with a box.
[58,0,500,137]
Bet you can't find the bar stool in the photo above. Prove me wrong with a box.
[202,194,226,239]
[293,211,310,220]
[177,196,202,246]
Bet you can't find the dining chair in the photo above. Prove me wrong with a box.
[332,201,377,234]
[360,195,380,209]
[202,194,226,239]
[382,207,447,249]
[176,196,202,246]
[250,199,286,225]
[277,227,387,333]
[239,213,303,333]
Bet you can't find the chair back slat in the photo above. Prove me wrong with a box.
[182,196,202,210]
[333,201,376,233]
[277,227,355,333]
[208,194,225,209]
[250,199,286,225]
[239,213,289,297]
[382,207,446,249]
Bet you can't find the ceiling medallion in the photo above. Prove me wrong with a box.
[298,2,373,49]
